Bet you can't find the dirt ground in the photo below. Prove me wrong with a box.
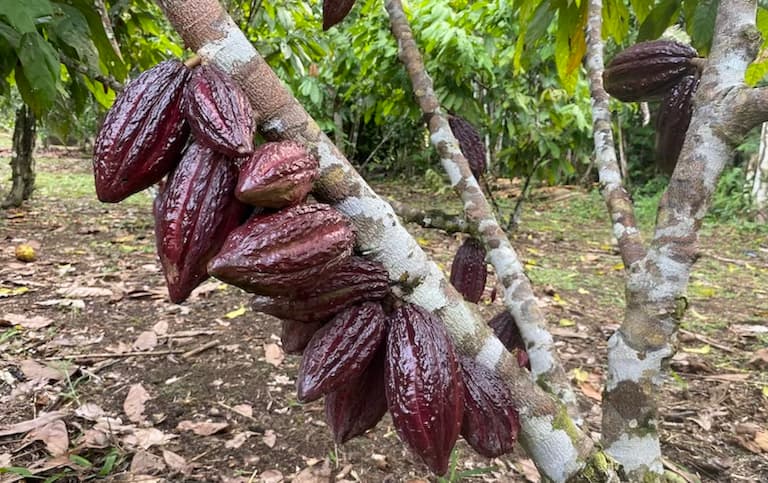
[1,149,767,482]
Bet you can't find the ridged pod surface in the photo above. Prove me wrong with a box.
[325,344,388,443]
[297,302,387,402]
[385,304,463,475]
[488,311,530,369]
[249,256,390,323]
[322,0,357,30]
[183,64,254,157]
[236,141,319,208]
[459,356,520,458]
[94,60,190,202]
[154,141,247,303]
[281,319,325,355]
[603,40,698,102]
[448,115,486,179]
[449,237,487,303]
[655,74,700,175]
[207,204,355,295]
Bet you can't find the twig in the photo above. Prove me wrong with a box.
[163,329,220,339]
[702,251,763,268]
[679,329,738,354]
[44,349,186,360]
[181,339,220,359]
[215,401,260,424]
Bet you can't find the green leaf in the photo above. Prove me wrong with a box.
[60,0,126,81]
[686,0,718,55]
[0,19,20,48]
[638,0,680,41]
[48,4,99,70]
[81,75,115,108]
[15,31,60,115]
[602,0,629,43]
[0,0,53,33]
[630,0,654,24]
[554,1,587,94]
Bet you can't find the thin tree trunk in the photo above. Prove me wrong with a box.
[751,122,768,222]
[389,199,471,234]
[2,105,36,208]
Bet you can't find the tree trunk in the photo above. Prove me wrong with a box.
[750,122,768,222]
[2,105,36,208]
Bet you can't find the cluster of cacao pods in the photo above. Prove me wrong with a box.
[603,39,702,174]
[92,57,527,475]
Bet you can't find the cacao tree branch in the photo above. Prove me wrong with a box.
[153,1,596,480]
[729,86,768,133]
[389,199,472,234]
[592,0,760,479]
[60,54,124,92]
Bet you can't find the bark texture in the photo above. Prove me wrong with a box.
[3,105,36,209]
[389,200,471,234]
[750,122,768,221]
[154,1,595,480]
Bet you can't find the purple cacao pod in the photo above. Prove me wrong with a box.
[655,73,700,174]
[281,319,325,355]
[449,237,487,303]
[322,0,358,30]
[488,311,530,369]
[448,115,486,179]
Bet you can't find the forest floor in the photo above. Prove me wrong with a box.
[1,145,767,483]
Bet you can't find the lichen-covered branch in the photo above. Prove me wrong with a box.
[389,200,472,234]
[154,0,595,480]
[584,0,645,268]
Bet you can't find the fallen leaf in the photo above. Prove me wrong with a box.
[0,411,67,437]
[162,450,189,473]
[130,450,165,475]
[225,431,255,449]
[75,403,105,421]
[260,469,284,483]
[293,462,331,482]
[36,298,85,309]
[19,360,71,381]
[232,404,253,418]
[83,428,111,448]
[57,286,113,298]
[516,458,541,482]
[731,324,768,336]
[262,429,277,448]
[264,343,285,367]
[176,420,228,436]
[682,344,711,355]
[26,420,69,456]
[124,383,151,423]
[0,452,11,466]
[225,306,246,319]
[1,313,53,329]
[133,331,158,351]
[153,320,170,336]
[756,431,768,453]
[122,428,176,450]
[0,286,30,298]
[748,348,768,370]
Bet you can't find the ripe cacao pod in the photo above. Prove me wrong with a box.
[207,204,355,295]
[183,64,254,157]
[154,142,247,303]
[448,115,486,179]
[249,256,390,323]
[297,302,387,402]
[236,141,319,208]
[655,74,700,175]
[323,0,357,30]
[488,311,530,369]
[603,40,698,102]
[325,343,388,443]
[94,60,190,202]
[281,319,325,355]
[385,304,463,475]
[449,237,487,303]
[459,356,520,458]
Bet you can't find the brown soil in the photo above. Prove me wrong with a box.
[1,152,767,482]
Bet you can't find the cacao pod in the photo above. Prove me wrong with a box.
[459,356,520,458]
[449,237,487,303]
[297,302,387,402]
[281,319,325,355]
[207,204,355,295]
[94,60,190,202]
[603,40,698,102]
[448,115,486,179]
[183,64,255,157]
[154,141,248,303]
[488,311,530,369]
[655,74,700,175]
[325,343,388,443]
[236,141,319,208]
[385,304,463,475]
[249,256,390,323]
[323,0,357,30]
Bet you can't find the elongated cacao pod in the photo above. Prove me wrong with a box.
[297,302,387,402]
[236,141,319,208]
[449,237,487,303]
[323,0,357,30]
[154,142,247,303]
[459,356,520,458]
[94,60,190,202]
[183,64,255,157]
[488,311,530,369]
[281,319,325,354]
[385,304,463,476]
[655,74,700,175]
[448,115,486,179]
[249,256,390,323]
[325,343,388,444]
[208,204,355,295]
[603,40,698,102]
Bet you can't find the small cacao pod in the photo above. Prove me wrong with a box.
[207,204,355,295]
[281,319,325,355]
[154,141,248,303]
[183,64,255,157]
[603,40,698,102]
[297,302,387,402]
[323,0,358,30]
[385,304,463,476]
[236,141,319,208]
[655,73,700,175]
[449,237,487,303]
[488,311,530,369]
[325,343,388,443]
[94,60,190,202]
[249,256,390,323]
[448,115,486,179]
[459,356,520,458]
